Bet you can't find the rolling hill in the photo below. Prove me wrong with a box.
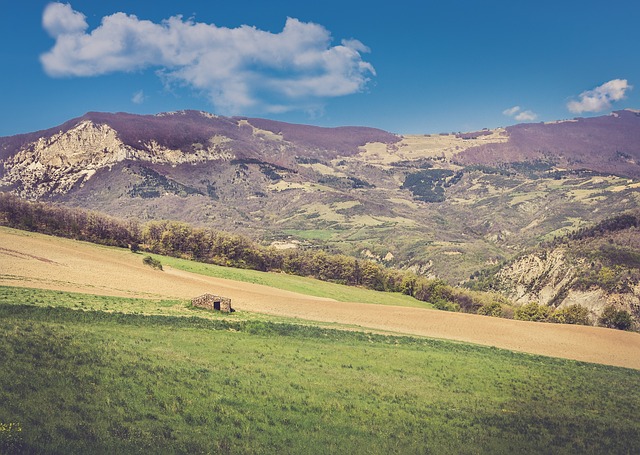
[2,221,638,453]
[2,109,640,285]
[2,226,639,369]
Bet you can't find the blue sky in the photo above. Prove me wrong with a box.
[1,1,639,136]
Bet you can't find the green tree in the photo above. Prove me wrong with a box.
[514,302,552,322]
[478,301,503,317]
[400,275,417,296]
[598,306,634,330]
[550,305,591,325]
[359,261,385,291]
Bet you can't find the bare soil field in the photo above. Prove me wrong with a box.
[2,227,639,369]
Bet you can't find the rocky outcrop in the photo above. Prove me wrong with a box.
[494,247,640,321]
[1,119,235,199]
[495,248,575,305]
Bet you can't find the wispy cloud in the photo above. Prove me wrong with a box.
[40,2,375,115]
[131,90,145,104]
[503,105,537,122]
[502,106,521,117]
[567,79,632,114]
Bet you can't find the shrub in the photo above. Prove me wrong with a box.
[598,306,634,331]
[597,266,618,292]
[514,302,552,322]
[550,304,591,325]
[453,292,483,313]
[478,301,503,317]
[143,256,163,271]
[432,298,460,312]
[500,306,515,319]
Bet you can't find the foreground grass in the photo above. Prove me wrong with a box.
[145,252,430,308]
[1,292,639,453]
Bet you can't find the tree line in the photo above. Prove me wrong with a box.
[3,192,634,330]
[0,193,482,308]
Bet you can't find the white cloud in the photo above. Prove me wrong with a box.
[132,90,145,104]
[502,106,520,116]
[40,3,375,115]
[567,79,632,114]
[42,2,88,38]
[515,110,537,122]
[503,105,537,122]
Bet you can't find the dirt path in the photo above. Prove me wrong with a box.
[2,227,640,370]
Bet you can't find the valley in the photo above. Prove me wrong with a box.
[2,110,640,286]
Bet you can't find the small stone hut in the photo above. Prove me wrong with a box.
[191,293,233,313]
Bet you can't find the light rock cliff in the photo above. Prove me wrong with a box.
[1,120,233,199]
[495,248,640,320]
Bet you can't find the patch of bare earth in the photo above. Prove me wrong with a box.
[1,227,639,370]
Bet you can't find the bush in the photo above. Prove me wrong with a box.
[478,301,503,317]
[143,256,163,271]
[432,298,460,312]
[453,292,483,314]
[598,306,634,331]
[550,304,591,325]
[500,306,515,319]
[514,302,552,322]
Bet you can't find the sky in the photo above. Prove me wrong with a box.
[1,1,639,136]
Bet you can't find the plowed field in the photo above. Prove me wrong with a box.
[2,227,639,369]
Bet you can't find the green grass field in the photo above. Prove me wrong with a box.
[146,253,430,308]
[1,287,639,454]
[0,286,369,332]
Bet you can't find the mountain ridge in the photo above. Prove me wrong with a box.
[456,109,640,177]
[2,109,640,284]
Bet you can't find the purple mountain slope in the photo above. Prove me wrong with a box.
[1,109,639,285]
[243,117,400,156]
[456,110,640,177]
[0,110,400,163]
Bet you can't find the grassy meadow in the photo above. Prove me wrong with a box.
[144,253,430,308]
[1,286,639,454]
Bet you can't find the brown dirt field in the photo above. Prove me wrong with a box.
[2,227,640,370]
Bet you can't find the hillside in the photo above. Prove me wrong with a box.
[2,226,640,368]
[456,110,640,177]
[473,213,640,326]
[2,110,640,282]
[2,228,640,452]
[2,200,640,453]
[3,289,639,453]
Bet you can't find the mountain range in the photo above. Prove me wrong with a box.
[2,109,640,295]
